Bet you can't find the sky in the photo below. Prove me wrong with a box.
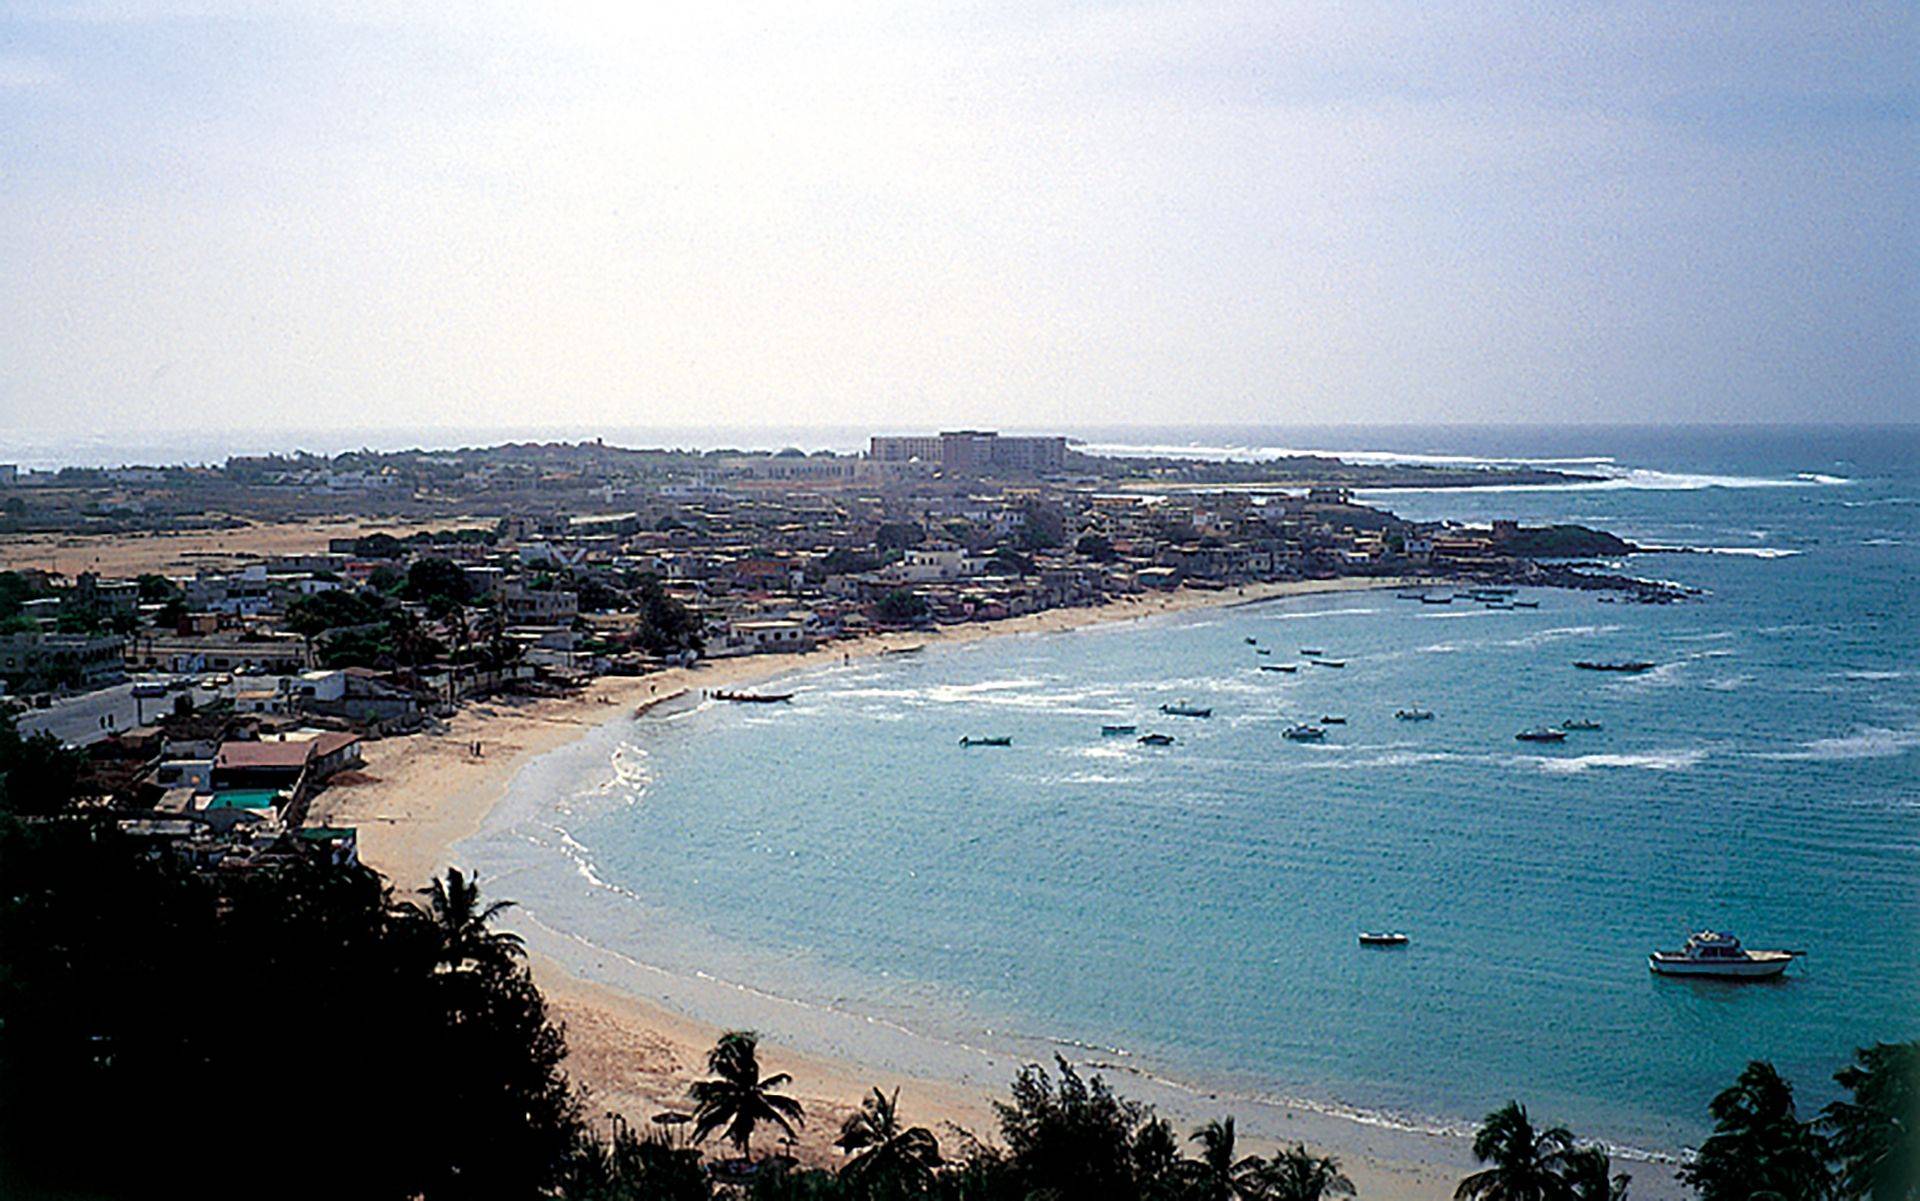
[1,2,1914,438]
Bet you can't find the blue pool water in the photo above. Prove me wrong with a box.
[464,425,1919,1157]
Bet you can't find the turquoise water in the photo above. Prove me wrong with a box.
[466,426,1919,1157]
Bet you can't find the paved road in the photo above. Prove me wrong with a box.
[17,680,225,746]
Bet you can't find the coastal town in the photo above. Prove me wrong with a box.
[0,430,1677,875]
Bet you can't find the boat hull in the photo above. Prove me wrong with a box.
[1648,954,1792,979]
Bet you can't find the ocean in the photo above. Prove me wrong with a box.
[457,425,1918,1160]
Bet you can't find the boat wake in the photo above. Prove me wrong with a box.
[1762,723,1920,762]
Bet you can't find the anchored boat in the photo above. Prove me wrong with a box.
[1563,717,1603,731]
[1259,664,1298,673]
[1574,660,1656,673]
[958,735,1011,747]
[1516,726,1568,743]
[1649,931,1799,979]
[1137,732,1176,746]
[1283,723,1326,742]
[1101,723,1137,736]
[1358,931,1409,947]
[1395,708,1434,721]
[1160,702,1213,718]
[713,690,794,703]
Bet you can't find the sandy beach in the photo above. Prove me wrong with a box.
[308,577,1681,1199]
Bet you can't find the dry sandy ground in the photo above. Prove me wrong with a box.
[0,516,483,576]
[308,578,1683,1198]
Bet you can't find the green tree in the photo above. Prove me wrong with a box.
[836,1087,941,1198]
[408,867,525,973]
[1456,1102,1579,1201]
[1183,1118,1262,1201]
[135,573,178,602]
[875,590,928,626]
[1823,1043,1918,1201]
[690,1032,805,1160]
[404,556,473,609]
[1562,1146,1629,1201]
[1076,533,1117,562]
[875,522,924,551]
[1252,1144,1357,1201]
[1681,1061,1833,1201]
[992,1056,1182,1201]
[0,712,85,816]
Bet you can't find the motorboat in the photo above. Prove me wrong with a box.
[713,690,795,703]
[1259,664,1298,673]
[1512,600,1540,609]
[1255,648,1272,656]
[1311,659,1346,669]
[1245,637,1259,645]
[958,736,1011,747]
[1515,726,1568,743]
[1421,595,1454,605]
[1563,717,1603,731]
[1160,702,1213,718]
[1649,930,1798,979]
[1300,647,1326,656]
[1283,724,1327,742]
[1358,931,1409,947]
[1137,732,1176,746]
[1320,714,1347,725]
[1100,724,1137,736]
[1574,660,1656,673]
[1395,708,1435,721]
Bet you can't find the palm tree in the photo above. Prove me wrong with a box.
[1253,1143,1357,1201]
[689,1031,804,1160]
[836,1087,942,1197]
[1823,1042,1917,1201]
[1186,1118,1264,1201]
[1455,1101,1579,1201]
[1562,1146,1629,1200]
[1681,1061,1833,1200]
[412,867,524,972]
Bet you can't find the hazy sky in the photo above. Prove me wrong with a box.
[2,2,1913,435]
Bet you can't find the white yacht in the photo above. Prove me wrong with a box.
[1649,930,1798,979]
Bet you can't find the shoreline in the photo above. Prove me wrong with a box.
[308,576,1683,1199]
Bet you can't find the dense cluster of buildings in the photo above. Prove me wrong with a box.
[1,430,1669,875]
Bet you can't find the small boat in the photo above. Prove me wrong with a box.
[1245,637,1259,646]
[1484,601,1512,610]
[1396,592,1427,601]
[1515,726,1568,743]
[1649,930,1799,979]
[1562,717,1603,731]
[1300,647,1325,656]
[1283,724,1326,742]
[1512,600,1540,609]
[1421,595,1454,605]
[1320,714,1347,725]
[1358,931,1409,947]
[1311,659,1346,669]
[1395,708,1434,721]
[1137,732,1176,746]
[1259,664,1298,674]
[959,735,1011,747]
[1255,648,1272,656]
[1574,660,1656,673]
[1160,702,1213,718]
[880,645,924,656]
[1101,723,1137,736]
[713,690,795,703]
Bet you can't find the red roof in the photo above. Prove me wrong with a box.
[215,741,314,770]
[309,731,362,758]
